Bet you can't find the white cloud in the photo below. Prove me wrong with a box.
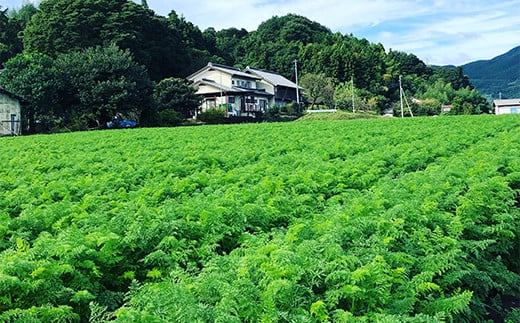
[151,0,519,65]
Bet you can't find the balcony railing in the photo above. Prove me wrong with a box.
[242,103,265,112]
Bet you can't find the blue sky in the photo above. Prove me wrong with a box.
[3,0,520,66]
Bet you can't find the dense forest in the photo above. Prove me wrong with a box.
[1,0,489,133]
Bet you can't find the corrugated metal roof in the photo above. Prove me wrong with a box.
[244,67,299,89]
[0,87,25,102]
[493,99,520,106]
[195,79,235,92]
[188,62,260,81]
[194,79,272,97]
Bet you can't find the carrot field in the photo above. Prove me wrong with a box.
[1,115,519,322]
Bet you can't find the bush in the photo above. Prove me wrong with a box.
[157,109,182,126]
[281,102,301,115]
[263,106,281,121]
[197,108,226,124]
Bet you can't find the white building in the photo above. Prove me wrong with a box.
[0,87,22,136]
[187,63,300,117]
[493,99,520,115]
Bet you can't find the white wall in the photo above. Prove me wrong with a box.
[0,93,21,135]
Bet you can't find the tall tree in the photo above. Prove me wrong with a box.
[238,14,331,77]
[0,52,62,133]
[23,0,189,80]
[167,10,220,73]
[300,73,335,109]
[54,44,152,130]
[153,77,201,120]
[214,27,249,66]
[0,6,23,67]
[7,3,38,30]
[432,66,472,91]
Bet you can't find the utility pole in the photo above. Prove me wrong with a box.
[399,75,404,118]
[399,75,413,118]
[294,59,300,112]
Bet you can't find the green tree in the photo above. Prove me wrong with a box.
[417,79,455,104]
[54,44,152,130]
[105,3,190,80]
[0,52,62,133]
[23,0,190,80]
[7,3,38,30]
[300,73,335,109]
[153,77,201,120]
[238,14,331,77]
[334,82,381,113]
[0,6,23,67]
[215,27,249,66]
[386,50,432,77]
[432,66,472,91]
[450,87,489,115]
[299,34,386,94]
[416,98,442,116]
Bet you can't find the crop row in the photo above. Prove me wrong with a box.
[0,115,519,321]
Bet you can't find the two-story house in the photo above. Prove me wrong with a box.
[244,66,300,107]
[187,63,300,117]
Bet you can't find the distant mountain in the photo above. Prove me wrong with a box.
[462,46,520,100]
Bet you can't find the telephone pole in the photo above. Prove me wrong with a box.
[294,59,300,111]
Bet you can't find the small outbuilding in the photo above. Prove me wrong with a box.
[0,87,22,136]
[493,99,520,115]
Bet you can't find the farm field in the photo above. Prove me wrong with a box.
[0,115,519,322]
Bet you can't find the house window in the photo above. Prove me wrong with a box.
[259,99,267,110]
[228,96,235,103]
[206,98,216,109]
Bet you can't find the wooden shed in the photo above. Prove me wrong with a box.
[0,87,22,136]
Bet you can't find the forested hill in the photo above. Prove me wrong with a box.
[0,1,490,133]
[463,46,520,100]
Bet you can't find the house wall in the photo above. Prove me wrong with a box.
[197,84,223,95]
[496,105,520,115]
[193,70,233,87]
[0,92,21,136]
[199,94,268,117]
[256,81,275,94]
[231,77,258,90]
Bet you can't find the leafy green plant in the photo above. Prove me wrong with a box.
[197,107,226,124]
[0,115,519,321]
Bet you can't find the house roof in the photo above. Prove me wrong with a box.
[0,86,25,102]
[493,99,520,107]
[194,79,272,97]
[194,79,236,93]
[187,62,260,81]
[244,66,300,89]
